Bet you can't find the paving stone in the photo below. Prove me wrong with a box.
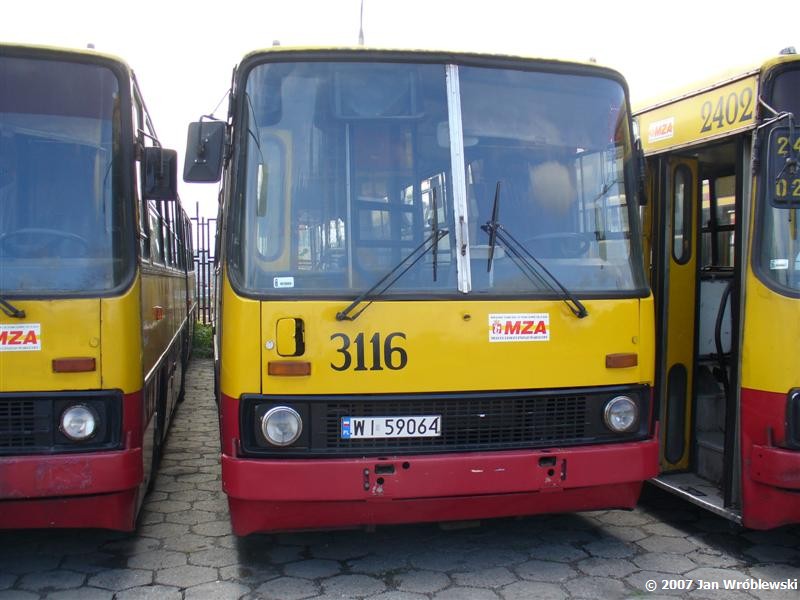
[637,534,699,554]
[525,543,589,563]
[582,539,637,559]
[43,588,113,600]
[191,519,233,537]
[593,525,649,543]
[127,550,187,570]
[17,570,84,592]
[154,564,218,588]
[348,554,409,575]
[0,554,61,575]
[321,573,386,597]
[514,559,577,583]
[500,580,566,600]
[576,557,638,578]
[370,592,429,600]
[634,552,697,574]
[564,575,629,599]
[87,568,152,591]
[451,567,517,588]
[253,576,319,600]
[283,559,343,580]
[188,547,241,569]
[184,580,251,599]
[394,570,450,593]
[0,591,38,600]
[219,564,281,586]
[432,587,501,600]
[162,533,216,553]
[115,584,183,600]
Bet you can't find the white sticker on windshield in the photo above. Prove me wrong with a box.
[489,313,549,342]
[770,259,789,270]
[273,277,295,289]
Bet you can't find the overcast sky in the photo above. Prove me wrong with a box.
[2,0,794,217]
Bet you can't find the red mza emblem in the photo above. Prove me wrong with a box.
[0,324,41,351]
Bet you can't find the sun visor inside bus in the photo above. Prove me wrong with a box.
[333,66,422,119]
[184,120,225,183]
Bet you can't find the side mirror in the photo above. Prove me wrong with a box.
[143,147,178,200]
[184,120,226,183]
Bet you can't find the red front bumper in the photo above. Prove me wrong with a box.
[741,387,800,529]
[222,438,659,535]
[0,448,143,531]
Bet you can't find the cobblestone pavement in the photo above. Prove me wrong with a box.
[1,358,798,599]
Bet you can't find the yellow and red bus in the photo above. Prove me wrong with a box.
[634,49,800,529]
[185,47,658,535]
[0,44,195,530]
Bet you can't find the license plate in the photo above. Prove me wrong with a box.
[341,415,442,439]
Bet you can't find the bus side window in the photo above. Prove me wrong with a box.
[700,176,735,268]
[133,92,150,260]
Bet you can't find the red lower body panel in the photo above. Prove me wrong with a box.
[0,448,143,531]
[741,387,800,530]
[223,439,659,535]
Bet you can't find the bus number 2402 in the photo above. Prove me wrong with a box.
[330,332,408,371]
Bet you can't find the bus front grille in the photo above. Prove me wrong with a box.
[240,385,651,458]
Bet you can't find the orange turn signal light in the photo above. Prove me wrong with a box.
[605,353,638,369]
[52,357,97,373]
[267,361,311,376]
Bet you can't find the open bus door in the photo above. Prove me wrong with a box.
[648,142,746,524]
[651,157,699,472]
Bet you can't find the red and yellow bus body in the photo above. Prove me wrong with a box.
[187,48,658,535]
[0,44,193,530]
[635,52,800,529]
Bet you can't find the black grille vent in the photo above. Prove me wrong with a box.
[0,399,47,449]
[240,385,650,458]
[323,395,588,451]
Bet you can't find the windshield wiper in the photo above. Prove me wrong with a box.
[486,181,502,273]
[480,220,588,319]
[336,228,449,322]
[0,296,26,319]
[431,187,441,282]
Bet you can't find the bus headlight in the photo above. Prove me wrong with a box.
[260,406,302,446]
[60,404,99,441]
[603,396,638,433]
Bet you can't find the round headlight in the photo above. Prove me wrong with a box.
[603,396,638,433]
[261,406,302,446]
[60,404,99,441]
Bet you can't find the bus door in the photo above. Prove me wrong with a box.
[651,141,746,522]
[655,157,699,472]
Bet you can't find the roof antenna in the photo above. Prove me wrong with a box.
[358,0,365,46]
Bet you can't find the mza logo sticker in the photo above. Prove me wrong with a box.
[648,117,674,143]
[489,313,549,342]
[0,324,41,351]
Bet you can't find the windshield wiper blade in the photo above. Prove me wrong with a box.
[431,187,441,282]
[486,181,501,272]
[336,228,449,322]
[480,222,588,319]
[0,297,26,319]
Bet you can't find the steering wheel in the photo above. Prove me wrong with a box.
[0,228,90,257]
[524,232,591,258]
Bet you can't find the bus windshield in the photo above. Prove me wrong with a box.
[758,67,800,293]
[0,56,129,295]
[231,60,644,297]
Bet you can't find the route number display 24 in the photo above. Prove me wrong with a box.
[768,127,800,207]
